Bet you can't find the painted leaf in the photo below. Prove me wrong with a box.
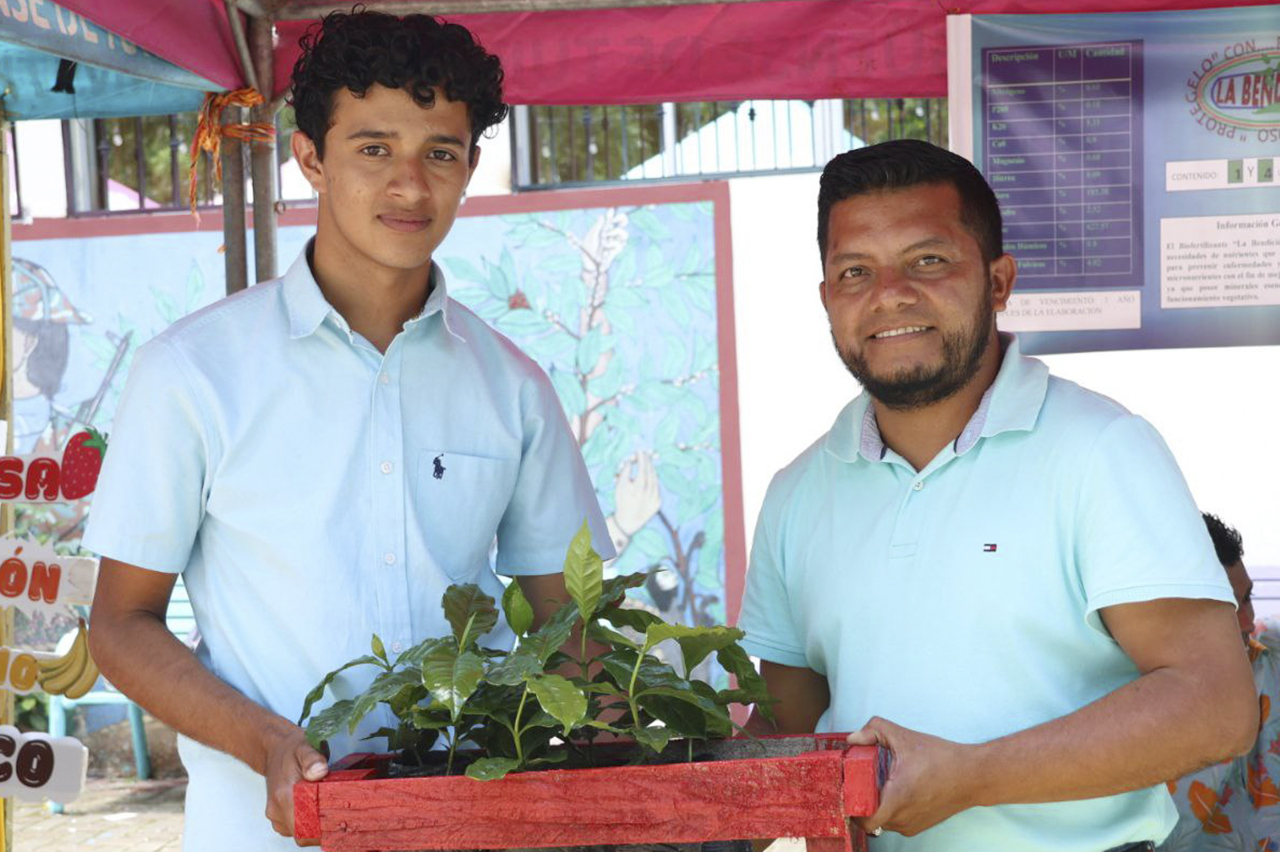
[1188,780,1234,834]
[487,647,543,687]
[502,582,535,637]
[466,756,521,781]
[527,674,588,735]
[442,585,498,647]
[422,643,485,722]
[1248,756,1280,808]
[563,520,603,625]
[297,655,382,725]
[305,699,355,750]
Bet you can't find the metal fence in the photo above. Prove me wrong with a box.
[513,98,948,189]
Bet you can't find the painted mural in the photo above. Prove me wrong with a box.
[10,190,738,685]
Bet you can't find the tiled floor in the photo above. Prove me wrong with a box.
[12,777,186,851]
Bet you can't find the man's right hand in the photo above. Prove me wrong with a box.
[263,724,329,846]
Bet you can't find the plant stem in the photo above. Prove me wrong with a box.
[512,686,530,764]
[445,731,457,776]
[626,651,644,730]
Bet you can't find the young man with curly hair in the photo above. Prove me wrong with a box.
[83,11,613,849]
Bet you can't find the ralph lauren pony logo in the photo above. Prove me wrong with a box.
[432,454,446,480]
[983,543,998,553]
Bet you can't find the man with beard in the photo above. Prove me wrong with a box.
[738,140,1255,851]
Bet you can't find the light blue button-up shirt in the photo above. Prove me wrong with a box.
[83,245,613,851]
[739,334,1233,852]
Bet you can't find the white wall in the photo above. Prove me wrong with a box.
[728,172,1280,586]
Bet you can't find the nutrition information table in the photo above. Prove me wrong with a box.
[982,41,1144,291]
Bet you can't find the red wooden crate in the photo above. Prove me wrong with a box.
[296,734,881,852]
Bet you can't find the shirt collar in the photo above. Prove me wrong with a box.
[826,332,1050,464]
[283,242,466,342]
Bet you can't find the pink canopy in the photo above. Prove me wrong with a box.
[55,0,1278,103]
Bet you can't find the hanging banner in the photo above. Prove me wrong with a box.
[948,5,1280,355]
[0,726,87,803]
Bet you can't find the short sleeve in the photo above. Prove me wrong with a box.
[737,480,810,668]
[82,339,213,574]
[494,370,615,575]
[1076,414,1233,634]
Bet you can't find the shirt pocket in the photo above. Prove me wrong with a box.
[415,449,519,581]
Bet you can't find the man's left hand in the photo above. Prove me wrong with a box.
[847,717,977,837]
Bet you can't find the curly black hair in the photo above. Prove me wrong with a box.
[1202,512,1245,569]
[288,7,508,158]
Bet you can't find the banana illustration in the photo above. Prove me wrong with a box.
[38,619,100,699]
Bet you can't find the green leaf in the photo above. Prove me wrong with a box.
[410,706,455,730]
[486,647,544,687]
[422,643,486,722]
[370,634,388,665]
[587,620,639,650]
[305,699,355,750]
[528,750,569,766]
[631,725,671,755]
[297,655,382,725]
[600,605,663,634]
[522,604,577,664]
[563,520,603,625]
[395,637,450,669]
[527,674,588,735]
[717,644,774,722]
[642,624,745,676]
[596,648,642,687]
[595,572,650,612]
[443,585,499,647]
[348,669,423,734]
[501,582,535,637]
[466,756,522,781]
[637,692,709,739]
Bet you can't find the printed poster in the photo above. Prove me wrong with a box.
[948,5,1280,354]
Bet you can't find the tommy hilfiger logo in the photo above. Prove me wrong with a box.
[983,543,998,553]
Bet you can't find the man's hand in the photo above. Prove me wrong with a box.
[847,718,974,837]
[263,724,329,846]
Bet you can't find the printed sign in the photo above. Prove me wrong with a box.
[949,6,1280,354]
[0,534,97,616]
[0,725,87,803]
[0,429,107,503]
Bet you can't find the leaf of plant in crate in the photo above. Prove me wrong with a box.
[465,756,522,781]
[297,653,384,726]
[443,585,499,645]
[632,725,672,755]
[421,641,485,720]
[564,520,603,623]
[526,674,588,735]
[643,623,745,677]
[305,698,355,750]
[501,580,535,637]
[349,668,424,734]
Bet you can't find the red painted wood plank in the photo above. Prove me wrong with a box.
[842,747,880,817]
[293,779,320,843]
[317,750,854,851]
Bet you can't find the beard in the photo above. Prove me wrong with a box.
[834,284,995,412]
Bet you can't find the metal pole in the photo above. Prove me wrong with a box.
[222,109,248,296]
[0,116,15,852]
[249,14,278,282]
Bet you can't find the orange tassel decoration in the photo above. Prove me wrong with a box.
[189,88,276,217]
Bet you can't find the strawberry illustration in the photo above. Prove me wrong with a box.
[60,428,108,500]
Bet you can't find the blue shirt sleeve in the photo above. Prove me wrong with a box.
[738,476,811,669]
[495,369,615,575]
[1075,414,1233,634]
[82,339,214,574]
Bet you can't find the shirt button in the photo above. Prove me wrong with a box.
[379,372,390,385]
[913,480,924,491]
[391,641,403,654]
[380,461,393,474]
[383,552,396,565]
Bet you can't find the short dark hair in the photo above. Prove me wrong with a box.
[1202,512,1244,568]
[817,139,1003,265]
[288,8,508,158]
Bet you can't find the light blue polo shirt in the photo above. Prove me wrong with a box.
[82,246,614,852]
[739,334,1232,852]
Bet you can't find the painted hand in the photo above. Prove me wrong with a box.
[847,717,977,838]
[263,724,328,846]
[613,452,661,537]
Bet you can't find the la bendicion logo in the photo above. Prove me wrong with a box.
[1187,38,1280,142]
